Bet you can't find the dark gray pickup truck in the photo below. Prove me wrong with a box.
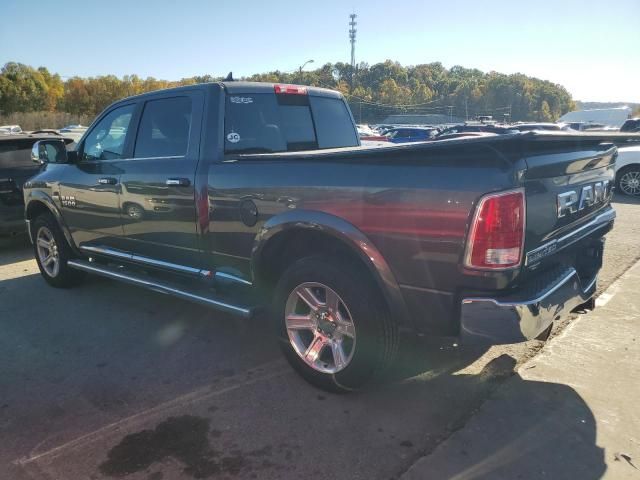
[24,82,616,391]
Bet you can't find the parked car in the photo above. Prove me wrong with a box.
[385,126,438,143]
[0,125,23,135]
[510,123,572,132]
[565,122,617,132]
[614,145,640,196]
[435,124,519,139]
[620,118,640,133]
[0,133,73,235]
[25,82,616,392]
[357,124,389,142]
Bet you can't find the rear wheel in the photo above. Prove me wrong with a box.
[273,255,397,392]
[616,165,640,197]
[32,213,85,288]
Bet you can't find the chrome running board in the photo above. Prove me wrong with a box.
[67,259,252,318]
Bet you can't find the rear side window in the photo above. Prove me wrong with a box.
[134,96,192,158]
[309,96,358,149]
[224,92,358,154]
[0,141,30,168]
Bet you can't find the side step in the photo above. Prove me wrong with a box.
[67,259,252,318]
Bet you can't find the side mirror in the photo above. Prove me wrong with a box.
[31,139,69,165]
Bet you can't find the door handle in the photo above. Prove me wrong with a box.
[97,177,117,185]
[166,178,191,186]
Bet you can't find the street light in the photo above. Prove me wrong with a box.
[298,59,314,83]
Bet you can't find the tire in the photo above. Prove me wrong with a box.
[616,165,640,197]
[272,255,398,392]
[125,203,144,220]
[31,212,85,288]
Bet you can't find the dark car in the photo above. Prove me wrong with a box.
[0,133,73,236]
[435,123,519,139]
[385,126,438,143]
[24,82,616,392]
[511,123,572,132]
[620,118,640,133]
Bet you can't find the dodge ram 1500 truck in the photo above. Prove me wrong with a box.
[24,82,616,391]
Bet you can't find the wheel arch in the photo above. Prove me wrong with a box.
[25,192,79,254]
[251,209,411,329]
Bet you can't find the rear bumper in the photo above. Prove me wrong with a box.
[460,266,597,344]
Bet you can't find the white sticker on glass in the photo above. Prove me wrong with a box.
[229,96,253,104]
[227,132,241,143]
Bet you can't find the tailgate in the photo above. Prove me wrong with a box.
[521,140,616,269]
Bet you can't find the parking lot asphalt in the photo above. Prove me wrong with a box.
[1,194,639,480]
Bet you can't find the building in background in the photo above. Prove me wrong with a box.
[559,106,631,128]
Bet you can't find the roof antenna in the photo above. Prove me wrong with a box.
[224,72,234,82]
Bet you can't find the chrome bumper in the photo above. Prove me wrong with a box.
[460,267,596,344]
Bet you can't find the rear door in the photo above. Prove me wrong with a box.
[118,91,204,269]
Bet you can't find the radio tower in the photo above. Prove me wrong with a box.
[349,13,357,88]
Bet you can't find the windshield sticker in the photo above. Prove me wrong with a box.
[227,132,241,143]
[229,96,253,104]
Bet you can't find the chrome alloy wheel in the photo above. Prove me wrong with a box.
[284,282,357,374]
[36,226,60,277]
[620,170,640,196]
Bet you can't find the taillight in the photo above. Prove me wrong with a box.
[464,189,525,269]
[274,84,308,95]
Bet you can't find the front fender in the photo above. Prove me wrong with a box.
[252,209,410,329]
[25,190,80,254]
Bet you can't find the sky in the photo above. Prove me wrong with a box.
[1,0,639,102]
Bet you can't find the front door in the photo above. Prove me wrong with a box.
[59,103,137,250]
[118,93,203,269]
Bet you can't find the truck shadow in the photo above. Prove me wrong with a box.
[0,272,606,480]
[0,233,33,265]
[376,353,607,479]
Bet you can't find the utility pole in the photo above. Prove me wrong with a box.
[349,13,357,89]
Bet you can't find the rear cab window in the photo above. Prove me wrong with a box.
[224,87,358,154]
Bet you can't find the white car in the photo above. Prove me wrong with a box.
[0,125,22,135]
[615,145,640,197]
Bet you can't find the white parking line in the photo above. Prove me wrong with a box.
[14,359,289,467]
[595,269,628,307]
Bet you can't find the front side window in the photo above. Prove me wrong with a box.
[82,104,134,161]
[134,97,192,158]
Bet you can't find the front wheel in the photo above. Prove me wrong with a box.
[273,255,398,392]
[32,212,85,288]
[616,166,640,197]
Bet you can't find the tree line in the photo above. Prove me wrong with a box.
[0,60,577,124]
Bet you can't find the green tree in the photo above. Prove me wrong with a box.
[0,62,49,113]
[0,61,578,123]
